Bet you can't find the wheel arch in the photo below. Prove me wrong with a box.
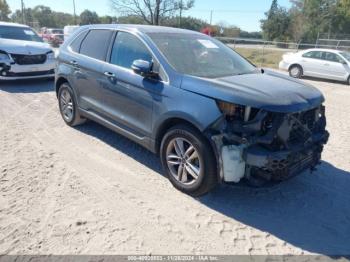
[55,76,69,97]
[154,116,216,155]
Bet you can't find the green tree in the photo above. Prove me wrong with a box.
[163,16,208,31]
[100,15,116,24]
[334,0,350,35]
[0,0,11,21]
[53,12,75,28]
[32,5,56,28]
[117,15,146,24]
[261,0,291,41]
[80,10,100,25]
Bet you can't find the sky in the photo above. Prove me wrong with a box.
[8,0,292,32]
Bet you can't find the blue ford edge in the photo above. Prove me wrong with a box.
[55,25,329,196]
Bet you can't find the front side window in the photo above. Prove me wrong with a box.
[80,29,113,61]
[110,31,152,69]
[0,26,42,42]
[324,52,344,63]
[147,32,256,78]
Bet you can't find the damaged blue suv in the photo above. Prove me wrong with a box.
[55,25,329,196]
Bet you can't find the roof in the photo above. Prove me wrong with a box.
[80,24,202,35]
[301,48,344,53]
[0,22,29,28]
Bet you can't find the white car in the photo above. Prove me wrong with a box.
[279,48,350,85]
[0,22,55,80]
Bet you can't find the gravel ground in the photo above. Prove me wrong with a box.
[0,77,349,255]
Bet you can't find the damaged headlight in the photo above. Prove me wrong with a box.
[217,101,240,117]
[47,51,55,60]
[216,100,257,122]
[0,51,10,62]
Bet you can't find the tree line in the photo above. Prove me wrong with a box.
[261,0,350,43]
[0,0,262,38]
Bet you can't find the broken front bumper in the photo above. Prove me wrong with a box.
[244,131,329,181]
[210,105,329,184]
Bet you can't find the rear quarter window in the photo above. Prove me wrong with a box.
[69,30,89,53]
[79,29,113,61]
[302,51,322,59]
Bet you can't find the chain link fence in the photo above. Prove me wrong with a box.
[218,37,350,69]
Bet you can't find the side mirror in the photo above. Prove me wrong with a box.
[341,60,348,65]
[132,59,155,77]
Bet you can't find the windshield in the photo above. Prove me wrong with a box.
[147,32,256,78]
[50,29,63,34]
[340,52,350,62]
[0,26,43,42]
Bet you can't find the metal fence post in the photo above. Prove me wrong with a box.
[261,42,266,68]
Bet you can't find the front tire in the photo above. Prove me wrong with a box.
[289,65,303,78]
[58,82,86,127]
[160,124,218,197]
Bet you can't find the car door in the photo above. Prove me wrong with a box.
[71,29,114,113]
[100,31,165,139]
[321,52,349,81]
[300,51,325,78]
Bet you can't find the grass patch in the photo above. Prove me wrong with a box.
[233,47,287,69]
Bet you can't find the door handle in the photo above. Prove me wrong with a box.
[324,63,330,66]
[104,71,116,78]
[70,60,79,67]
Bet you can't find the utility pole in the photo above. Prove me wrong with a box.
[73,0,77,25]
[209,10,213,25]
[179,0,183,27]
[21,0,25,24]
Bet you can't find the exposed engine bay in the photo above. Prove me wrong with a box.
[209,101,329,185]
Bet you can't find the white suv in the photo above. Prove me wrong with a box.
[0,22,55,80]
[279,48,350,85]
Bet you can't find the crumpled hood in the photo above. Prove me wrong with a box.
[0,39,52,55]
[181,70,324,113]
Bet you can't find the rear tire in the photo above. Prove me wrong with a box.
[58,82,86,127]
[347,76,350,85]
[289,65,303,78]
[160,124,218,197]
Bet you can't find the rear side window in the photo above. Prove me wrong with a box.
[80,29,113,61]
[110,31,152,69]
[69,30,89,53]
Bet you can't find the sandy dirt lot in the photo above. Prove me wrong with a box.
[0,77,349,255]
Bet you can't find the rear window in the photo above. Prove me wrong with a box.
[0,25,43,42]
[80,30,113,61]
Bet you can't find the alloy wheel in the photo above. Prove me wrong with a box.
[290,66,301,78]
[166,138,201,185]
[60,89,74,122]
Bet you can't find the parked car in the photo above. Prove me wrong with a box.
[64,25,79,41]
[55,25,329,196]
[279,48,350,84]
[41,28,64,47]
[0,22,55,80]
